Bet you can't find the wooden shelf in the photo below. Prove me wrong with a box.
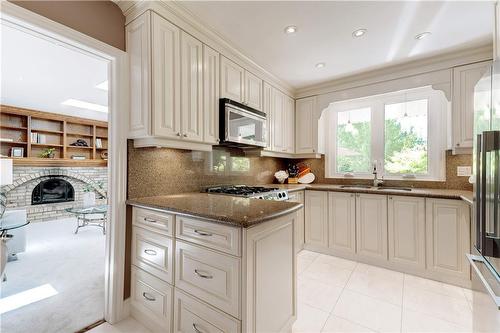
[1,104,108,164]
[1,125,27,130]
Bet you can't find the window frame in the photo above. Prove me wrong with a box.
[326,86,447,181]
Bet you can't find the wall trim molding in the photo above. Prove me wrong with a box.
[115,0,296,97]
[296,43,493,99]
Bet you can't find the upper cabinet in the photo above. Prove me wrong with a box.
[263,85,295,154]
[452,60,491,151]
[295,97,318,154]
[220,56,263,111]
[202,45,220,144]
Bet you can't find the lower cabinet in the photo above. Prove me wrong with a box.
[328,192,356,255]
[304,191,328,247]
[356,193,388,261]
[426,198,470,282]
[388,196,426,270]
[287,191,305,253]
[303,190,472,287]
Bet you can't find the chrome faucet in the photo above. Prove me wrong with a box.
[373,161,384,187]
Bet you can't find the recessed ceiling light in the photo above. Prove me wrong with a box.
[352,29,367,38]
[95,80,108,91]
[62,99,108,113]
[284,25,297,34]
[315,62,326,69]
[415,32,431,40]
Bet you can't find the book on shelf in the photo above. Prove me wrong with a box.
[71,155,86,160]
[31,132,47,144]
[95,138,102,148]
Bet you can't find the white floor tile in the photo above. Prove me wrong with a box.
[404,274,468,301]
[298,276,343,313]
[298,250,320,275]
[401,308,471,333]
[314,254,357,271]
[321,314,376,333]
[346,263,404,306]
[332,290,402,333]
[403,285,472,329]
[293,302,330,333]
[301,259,354,288]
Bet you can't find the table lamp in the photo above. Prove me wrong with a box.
[0,159,13,219]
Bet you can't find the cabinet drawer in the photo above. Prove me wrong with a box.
[132,226,174,283]
[176,216,241,256]
[174,289,241,333]
[131,266,173,332]
[175,240,240,318]
[133,206,174,236]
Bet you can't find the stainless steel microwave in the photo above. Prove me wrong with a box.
[218,98,267,148]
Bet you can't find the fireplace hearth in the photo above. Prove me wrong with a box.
[32,178,75,205]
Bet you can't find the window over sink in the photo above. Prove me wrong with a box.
[326,86,448,181]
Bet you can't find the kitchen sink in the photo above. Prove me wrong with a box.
[376,187,412,191]
[340,185,372,189]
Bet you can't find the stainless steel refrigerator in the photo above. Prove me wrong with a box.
[469,60,500,329]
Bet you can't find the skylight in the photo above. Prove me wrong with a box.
[62,99,108,113]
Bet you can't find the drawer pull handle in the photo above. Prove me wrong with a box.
[143,217,158,223]
[142,292,156,302]
[192,323,203,333]
[144,249,157,256]
[194,269,213,279]
[194,230,213,237]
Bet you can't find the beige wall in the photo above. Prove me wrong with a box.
[10,1,125,50]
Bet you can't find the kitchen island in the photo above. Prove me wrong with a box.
[127,193,302,333]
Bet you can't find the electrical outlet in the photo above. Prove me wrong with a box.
[457,166,472,177]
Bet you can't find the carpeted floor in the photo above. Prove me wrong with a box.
[0,217,105,333]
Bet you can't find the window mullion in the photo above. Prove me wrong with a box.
[371,101,385,176]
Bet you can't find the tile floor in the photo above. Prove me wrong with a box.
[294,250,477,333]
[90,250,497,333]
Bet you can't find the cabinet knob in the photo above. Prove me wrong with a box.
[456,143,460,147]
[183,133,188,138]
[176,132,181,136]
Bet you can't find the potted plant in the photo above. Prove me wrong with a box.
[39,147,56,158]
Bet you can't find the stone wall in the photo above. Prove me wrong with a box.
[3,166,107,222]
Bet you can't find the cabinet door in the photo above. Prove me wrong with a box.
[126,11,151,138]
[305,191,328,247]
[295,97,316,153]
[388,196,425,270]
[288,191,305,253]
[220,56,244,103]
[151,12,181,138]
[272,89,285,152]
[202,45,219,144]
[426,198,470,281]
[284,96,295,153]
[263,82,273,150]
[180,32,203,142]
[452,61,491,149]
[328,192,356,255]
[244,70,263,111]
[356,193,388,261]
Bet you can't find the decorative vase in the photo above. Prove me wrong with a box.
[83,192,96,207]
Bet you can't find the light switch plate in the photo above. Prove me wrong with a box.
[457,166,472,177]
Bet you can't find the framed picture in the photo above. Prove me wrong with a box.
[10,147,24,158]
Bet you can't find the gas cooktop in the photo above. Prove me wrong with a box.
[205,185,289,201]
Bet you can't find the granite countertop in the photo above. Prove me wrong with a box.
[264,184,474,202]
[127,193,302,228]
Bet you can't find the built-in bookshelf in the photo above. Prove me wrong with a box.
[0,105,108,166]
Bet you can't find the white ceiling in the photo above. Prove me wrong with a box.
[180,1,494,89]
[1,23,109,121]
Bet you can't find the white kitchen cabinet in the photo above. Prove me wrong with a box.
[356,193,388,261]
[202,45,220,144]
[426,198,470,282]
[265,86,295,154]
[452,61,491,151]
[271,89,286,152]
[220,56,245,103]
[151,12,181,139]
[284,96,295,153]
[180,31,203,142]
[263,82,273,150]
[288,191,305,253]
[220,56,264,111]
[244,70,264,111]
[305,191,328,247]
[126,11,152,138]
[328,192,356,255]
[295,97,318,154]
[388,196,425,270]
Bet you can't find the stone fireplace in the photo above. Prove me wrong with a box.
[3,166,107,222]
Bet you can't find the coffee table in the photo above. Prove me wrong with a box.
[65,205,107,235]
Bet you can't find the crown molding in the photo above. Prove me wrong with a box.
[115,0,296,97]
[296,43,493,99]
